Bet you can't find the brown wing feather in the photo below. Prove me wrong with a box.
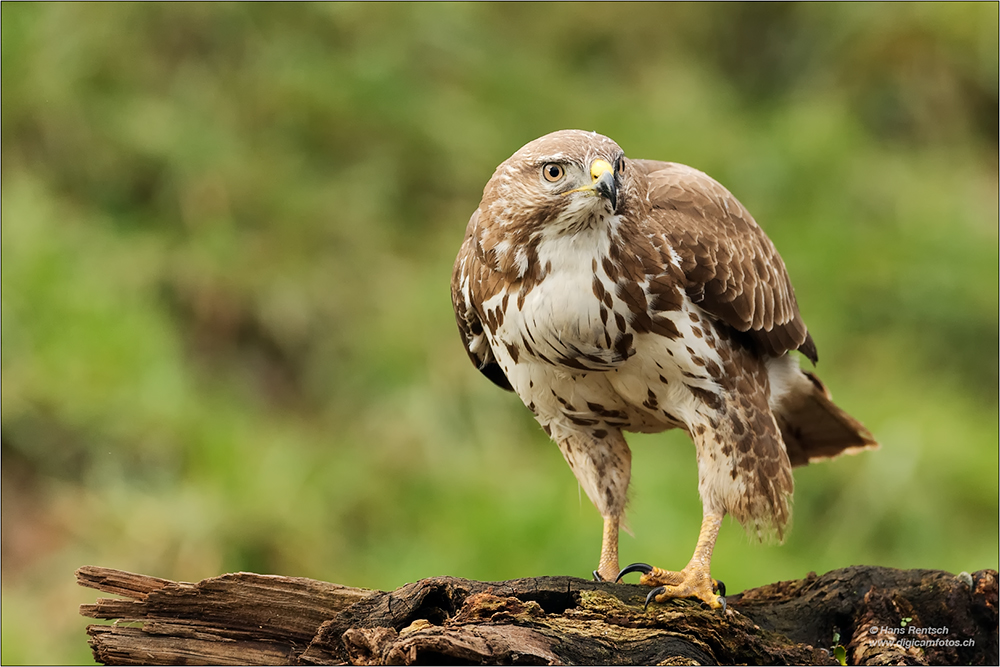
[451,210,514,391]
[632,159,817,362]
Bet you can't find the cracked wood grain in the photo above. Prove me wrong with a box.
[78,565,998,665]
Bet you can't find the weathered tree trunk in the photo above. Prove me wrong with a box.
[77,565,997,665]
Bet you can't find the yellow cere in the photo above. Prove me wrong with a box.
[561,158,617,197]
[590,159,614,181]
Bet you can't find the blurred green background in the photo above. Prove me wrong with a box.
[2,3,997,663]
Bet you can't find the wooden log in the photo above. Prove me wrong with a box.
[77,565,998,665]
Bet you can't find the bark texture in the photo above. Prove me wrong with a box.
[77,565,998,665]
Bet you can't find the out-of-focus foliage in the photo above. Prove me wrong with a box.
[2,4,996,663]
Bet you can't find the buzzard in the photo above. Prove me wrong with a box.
[451,130,877,609]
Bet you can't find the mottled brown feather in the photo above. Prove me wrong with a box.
[630,159,817,363]
[451,210,514,391]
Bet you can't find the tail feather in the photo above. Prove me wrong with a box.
[774,370,879,468]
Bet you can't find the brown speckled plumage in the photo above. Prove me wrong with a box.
[452,130,877,600]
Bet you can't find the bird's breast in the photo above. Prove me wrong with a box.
[518,271,612,359]
[484,232,638,375]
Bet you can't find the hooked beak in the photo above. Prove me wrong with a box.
[561,158,619,213]
[590,159,618,212]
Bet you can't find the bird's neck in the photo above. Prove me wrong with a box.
[533,217,620,278]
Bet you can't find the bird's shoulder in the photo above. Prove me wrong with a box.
[628,159,816,362]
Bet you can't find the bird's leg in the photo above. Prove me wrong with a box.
[617,511,726,610]
[593,514,621,582]
[547,425,631,584]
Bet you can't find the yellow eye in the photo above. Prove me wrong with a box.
[542,163,565,182]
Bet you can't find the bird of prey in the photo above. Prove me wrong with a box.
[451,129,877,609]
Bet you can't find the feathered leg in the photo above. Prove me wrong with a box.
[547,423,632,583]
[618,366,791,611]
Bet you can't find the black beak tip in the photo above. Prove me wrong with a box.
[595,170,618,212]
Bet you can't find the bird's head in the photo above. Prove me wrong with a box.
[482,130,638,236]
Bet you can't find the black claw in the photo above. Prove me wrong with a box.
[644,586,666,610]
[615,562,653,583]
[718,596,727,613]
[714,579,726,597]
[592,570,603,582]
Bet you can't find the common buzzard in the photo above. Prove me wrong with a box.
[451,130,877,609]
